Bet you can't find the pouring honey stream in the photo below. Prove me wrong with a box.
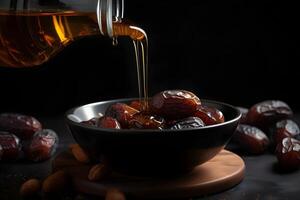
[0,0,149,110]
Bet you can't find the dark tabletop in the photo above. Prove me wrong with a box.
[1,114,300,200]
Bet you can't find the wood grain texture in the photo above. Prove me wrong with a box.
[53,150,245,199]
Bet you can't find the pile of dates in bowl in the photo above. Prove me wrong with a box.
[80,90,225,130]
[0,113,59,162]
[233,100,300,171]
[67,90,242,176]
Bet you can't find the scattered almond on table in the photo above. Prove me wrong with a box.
[69,143,90,163]
[42,170,69,193]
[20,143,124,199]
[20,178,41,197]
[88,163,111,181]
[105,188,126,200]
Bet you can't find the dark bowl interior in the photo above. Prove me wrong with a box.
[66,99,241,176]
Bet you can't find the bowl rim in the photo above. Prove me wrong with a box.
[65,98,241,133]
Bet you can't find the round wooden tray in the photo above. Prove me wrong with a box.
[52,150,245,199]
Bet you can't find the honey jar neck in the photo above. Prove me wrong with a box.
[1,0,125,38]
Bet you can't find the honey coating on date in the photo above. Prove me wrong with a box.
[98,117,121,129]
[195,105,224,126]
[77,90,229,130]
[129,100,148,111]
[129,113,165,129]
[162,90,199,100]
[150,90,201,119]
[105,103,139,128]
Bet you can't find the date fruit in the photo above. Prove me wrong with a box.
[26,129,59,162]
[98,117,121,129]
[247,100,293,129]
[271,120,300,146]
[129,113,165,129]
[0,113,42,139]
[194,105,224,125]
[129,100,148,111]
[171,117,205,130]
[150,90,201,119]
[0,132,21,160]
[236,106,249,124]
[233,124,270,154]
[275,137,300,171]
[105,103,139,128]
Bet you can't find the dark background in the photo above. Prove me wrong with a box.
[0,0,299,116]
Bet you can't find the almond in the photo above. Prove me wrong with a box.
[20,179,41,197]
[88,163,110,181]
[70,144,90,163]
[42,170,68,193]
[105,188,126,200]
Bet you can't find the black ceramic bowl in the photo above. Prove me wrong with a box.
[66,99,241,176]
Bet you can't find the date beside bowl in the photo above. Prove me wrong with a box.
[65,98,241,176]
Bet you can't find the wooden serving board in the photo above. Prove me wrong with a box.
[52,150,245,199]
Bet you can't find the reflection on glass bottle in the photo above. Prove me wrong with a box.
[0,0,145,68]
[0,0,149,107]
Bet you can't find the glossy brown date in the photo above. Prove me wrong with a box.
[0,113,42,139]
[194,105,224,126]
[129,100,148,111]
[105,103,139,128]
[247,100,293,129]
[26,129,59,162]
[271,120,300,146]
[233,124,270,154]
[129,113,165,129]
[171,117,205,130]
[150,90,201,119]
[98,117,121,129]
[0,132,21,161]
[275,137,300,171]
